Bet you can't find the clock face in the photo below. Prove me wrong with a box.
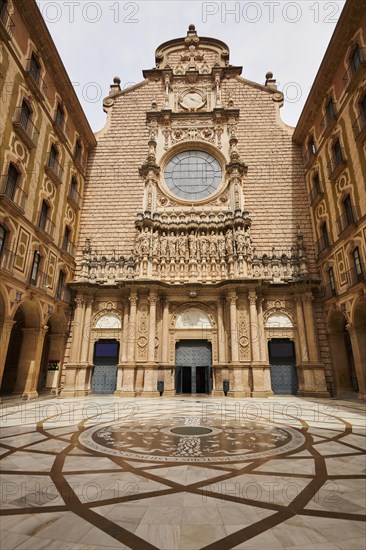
[181,91,204,110]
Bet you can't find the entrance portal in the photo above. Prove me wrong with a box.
[175,341,212,394]
[269,339,297,395]
[91,340,119,394]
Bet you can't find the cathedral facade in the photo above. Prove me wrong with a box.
[61,25,330,398]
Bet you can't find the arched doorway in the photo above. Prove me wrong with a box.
[38,310,67,392]
[1,308,24,394]
[328,309,358,395]
[348,299,366,398]
[265,312,297,395]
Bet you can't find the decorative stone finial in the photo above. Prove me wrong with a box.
[189,24,196,31]
[113,76,121,85]
[265,71,277,89]
[265,71,273,80]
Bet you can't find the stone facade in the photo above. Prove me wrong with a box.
[294,0,366,399]
[62,24,329,399]
[0,0,96,398]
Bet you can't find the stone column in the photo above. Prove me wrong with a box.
[148,291,158,362]
[14,326,48,398]
[257,296,267,363]
[127,291,138,363]
[249,291,260,362]
[161,299,170,364]
[121,302,129,363]
[80,298,93,363]
[69,297,85,363]
[228,291,239,362]
[295,296,309,362]
[347,326,366,399]
[0,318,15,388]
[303,294,320,362]
[217,297,226,364]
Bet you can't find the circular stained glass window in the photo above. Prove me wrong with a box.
[164,150,222,200]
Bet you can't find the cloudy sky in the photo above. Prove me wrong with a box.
[40,0,345,132]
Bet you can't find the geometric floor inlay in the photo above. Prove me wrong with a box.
[1,396,365,550]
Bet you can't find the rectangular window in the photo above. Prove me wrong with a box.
[351,47,362,73]
[55,104,64,126]
[29,53,40,82]
[56,270,65,299]
[75,140,82,161]
[49,145,58,168]
[333,140,343,165]
[326,99,336,121]
[353,248,362,276]
[343,196,354,226]
[5,164,19,199]
[313,173,321,194]
[39,201,49,230]
[29,251,40,285]
[62,227,70,250]
[19,101,31,130]
[329,267,336,291]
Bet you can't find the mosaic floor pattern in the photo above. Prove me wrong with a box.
[0,396,365,549]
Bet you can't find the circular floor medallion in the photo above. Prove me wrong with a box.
[79,417,305,464]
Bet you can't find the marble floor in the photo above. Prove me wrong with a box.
[0,396,365,550]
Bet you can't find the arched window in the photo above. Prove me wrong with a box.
[265,313,293,328]
[38,200,49,230]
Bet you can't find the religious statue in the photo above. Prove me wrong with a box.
[199,232,209,259]
[225,229,234,255]
[160,231,168,257]
[168,231,177,259]
[140,227,151,256]
[209,230,217,257]
[217,231,226,259]
[178,231,187,258]
[235,226,245,254]
[188,231,197,258]
[152,230,160,257]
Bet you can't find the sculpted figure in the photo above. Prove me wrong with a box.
[140,227,151,256]
[168,231,177,258]
[209,230,217,256]
[225,229,234,255]
[160,231,168,257]
[152,230,160,257]
[217,231,226,259]
[199,232,209,258]
[178,231,187,258]
[236,226,245,254]
[188,231,197,258]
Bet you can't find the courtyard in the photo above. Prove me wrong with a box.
[0,396,365,549]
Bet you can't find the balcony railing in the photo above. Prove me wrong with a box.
[13,107,40,148]
[0,175,27,211]
[346,264,365,288]
[343,48,366,91]
[352,112,366,142]
[45,153,64,185]
[62,240,76,257]
[56,286,71,302]
[0,3,15,39]
[320,109,338,136]
[37,213,56,239]
[25,59,47,100]
[321,283,337,300]
[67,186,82,209]
[0,247,16,274]
[53,112,70,142]
[327,148,347,180]
[308,183,323,205]
[315,235,330,255]
[336,206,358,236]
[303,148,317,168]
[74,151,88,174]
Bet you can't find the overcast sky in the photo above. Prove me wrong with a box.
[39,0,345,132]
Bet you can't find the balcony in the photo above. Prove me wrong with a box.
[0,247,16,274]
[336,207,358,236]
[45,153,64,185]
[352,112,366,143]
[25,59,47,101]
[12,107,40,149]
[327,148,347,180]
[53,112,70,143]
[303,148,317,169]
[321,283,337,300]
[308,184,324,206]
[346,264,365,289]
[343,48,366,92]
[315,235,330,255]
[67,186,82,210]
[320,110,338,138]
[61,240,76,258]
[0,3,15,40]
[36,214,55,240]
[74,150,88,175]
[0,175,27,213]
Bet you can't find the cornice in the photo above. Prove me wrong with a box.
[293,0,365,144]
[14,0,96,148]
